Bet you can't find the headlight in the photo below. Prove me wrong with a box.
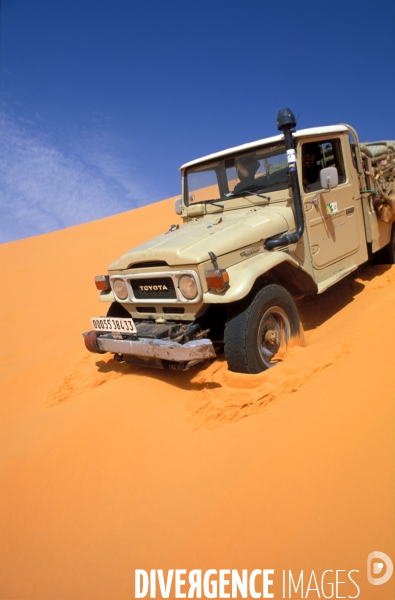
[178,275,198,300]
[113,278,128,300]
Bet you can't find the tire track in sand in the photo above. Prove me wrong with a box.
[186,265,395,429]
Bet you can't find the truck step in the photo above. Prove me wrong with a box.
[317,265,358,294]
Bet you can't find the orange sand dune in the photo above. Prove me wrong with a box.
[0,198,394,600]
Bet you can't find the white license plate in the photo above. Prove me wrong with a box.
[91,316,137,334]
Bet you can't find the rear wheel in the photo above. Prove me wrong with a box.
[374,222,395,264]
[224,284,300,374]
[387,222,395,264]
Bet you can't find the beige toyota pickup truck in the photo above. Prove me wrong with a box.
[83,108,395,373]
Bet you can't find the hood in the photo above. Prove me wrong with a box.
[108,206,294,271]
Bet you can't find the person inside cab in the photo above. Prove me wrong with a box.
[302,143,323,192]
[234,156,260,193]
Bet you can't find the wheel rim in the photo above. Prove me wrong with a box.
[256,306,291,368]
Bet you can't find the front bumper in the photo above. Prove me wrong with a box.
[83,331,216,362]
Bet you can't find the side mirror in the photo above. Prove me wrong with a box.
[174,198,182,215]
[320,166,339,190]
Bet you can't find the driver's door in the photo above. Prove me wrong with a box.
[301,136,361,269]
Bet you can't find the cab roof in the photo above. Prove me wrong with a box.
[180,125,349,170]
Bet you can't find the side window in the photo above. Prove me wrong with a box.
[301,139,346,193]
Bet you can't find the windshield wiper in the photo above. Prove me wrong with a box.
[206,200,225,208]
[226,187,271,201]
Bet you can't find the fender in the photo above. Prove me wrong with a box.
[99,289,115,303]
[201,250,317,303]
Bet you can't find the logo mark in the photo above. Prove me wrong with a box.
[139,284,168,292]
[367,551,393,585]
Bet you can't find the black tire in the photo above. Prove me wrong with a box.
[374,222,395,265]
[224,284,300,374]
[106,301,131,318]
[386,222,395,264]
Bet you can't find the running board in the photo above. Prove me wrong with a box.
[317,265,358,294]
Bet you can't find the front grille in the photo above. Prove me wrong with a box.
[163,307,185,314]
[136,307,156,313]
[130,277,177,300]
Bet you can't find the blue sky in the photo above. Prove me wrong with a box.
[1,0,394,243]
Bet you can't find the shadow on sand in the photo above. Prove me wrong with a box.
[95,356,223,392]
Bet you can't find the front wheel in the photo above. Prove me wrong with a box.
[224,284,300,374]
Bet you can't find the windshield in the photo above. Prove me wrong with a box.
[185,145,289,205]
